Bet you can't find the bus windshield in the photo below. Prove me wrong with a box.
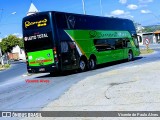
[23,14,53,52]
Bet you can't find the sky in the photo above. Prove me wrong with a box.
[0,0,159,40]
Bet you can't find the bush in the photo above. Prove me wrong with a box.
[0,64,10,69]
[4,64,10,68]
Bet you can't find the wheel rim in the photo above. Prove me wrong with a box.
[90,59,95,69]
[80,60,86,70]
[128,52,133,61]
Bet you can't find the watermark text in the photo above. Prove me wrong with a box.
[25,79,50,83]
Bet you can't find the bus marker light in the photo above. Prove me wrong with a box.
[54,51,57,54]
[53,47,56,51]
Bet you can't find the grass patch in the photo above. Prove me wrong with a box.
[140,49,154,55]
[0,64,11,70]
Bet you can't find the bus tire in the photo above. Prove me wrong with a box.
[79,59,87,71]
[128,50,133,61]
[89,58,96,70]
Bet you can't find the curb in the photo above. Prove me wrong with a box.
[0,68,5,71]
[140,47,160,50]
[22,73,33,77]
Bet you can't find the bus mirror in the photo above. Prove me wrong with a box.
[131,34,137,37]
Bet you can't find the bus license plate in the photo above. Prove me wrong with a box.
[39,68,45,72]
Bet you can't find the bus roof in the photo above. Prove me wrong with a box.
[23,11,136,36]
[23,10,132,22]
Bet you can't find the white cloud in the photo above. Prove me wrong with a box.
[111,10,125,16]
[11,12,16,15]
[139,0,153,3]
[119,0,127,4]
[13,33,22,38]
[109,10,134,19]
[141,9,151,13]
[127,4,138,10]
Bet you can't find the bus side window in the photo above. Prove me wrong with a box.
[115,39,123,49]
[127,41,131,48]
[94,39,115,51]
[61,41,68,53]
[123,39,130,48]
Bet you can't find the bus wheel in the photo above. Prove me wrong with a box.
[79,59,87,71]
[128,51,133,61]
[89,58,96,70]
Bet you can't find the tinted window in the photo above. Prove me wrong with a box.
[115,39,123,49]
[54,13,136,36]
[122,38,130,47]
[55,13,71,41]
[24,32,53,52]
[94,38,127,51]
[94,39,116,51]
[55,13,68,29]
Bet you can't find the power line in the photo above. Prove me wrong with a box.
[0,9,3,23]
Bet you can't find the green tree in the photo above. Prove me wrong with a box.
[0,34,24,54]
[142,27,154,33]
[18,38,24,49]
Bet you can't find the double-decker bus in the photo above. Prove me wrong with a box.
[22,11,140,74]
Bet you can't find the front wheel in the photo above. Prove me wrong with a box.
[128,51,133,61]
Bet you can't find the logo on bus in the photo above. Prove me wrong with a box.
[25,19,47,28]
[35,57,45,65]
[89,30,97,38]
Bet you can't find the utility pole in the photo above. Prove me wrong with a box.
[0,9,4,66]
[0,46,4,66]
[100,0,103,16]
[82,0,86,14]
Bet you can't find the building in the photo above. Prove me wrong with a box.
[8,45,26,60]
[137,31,160,45]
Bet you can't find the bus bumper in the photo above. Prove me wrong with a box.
[27,64,58,73]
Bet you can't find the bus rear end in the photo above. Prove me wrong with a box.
[22,12,58,73]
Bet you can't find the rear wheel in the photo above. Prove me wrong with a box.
[89,58,96,70]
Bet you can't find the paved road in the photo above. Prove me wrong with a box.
[0,61,27,83]
[0,50,160,111]
[42,51,160,116]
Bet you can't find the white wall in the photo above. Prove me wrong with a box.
[12,45,26,60]
[137,33,143,45]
